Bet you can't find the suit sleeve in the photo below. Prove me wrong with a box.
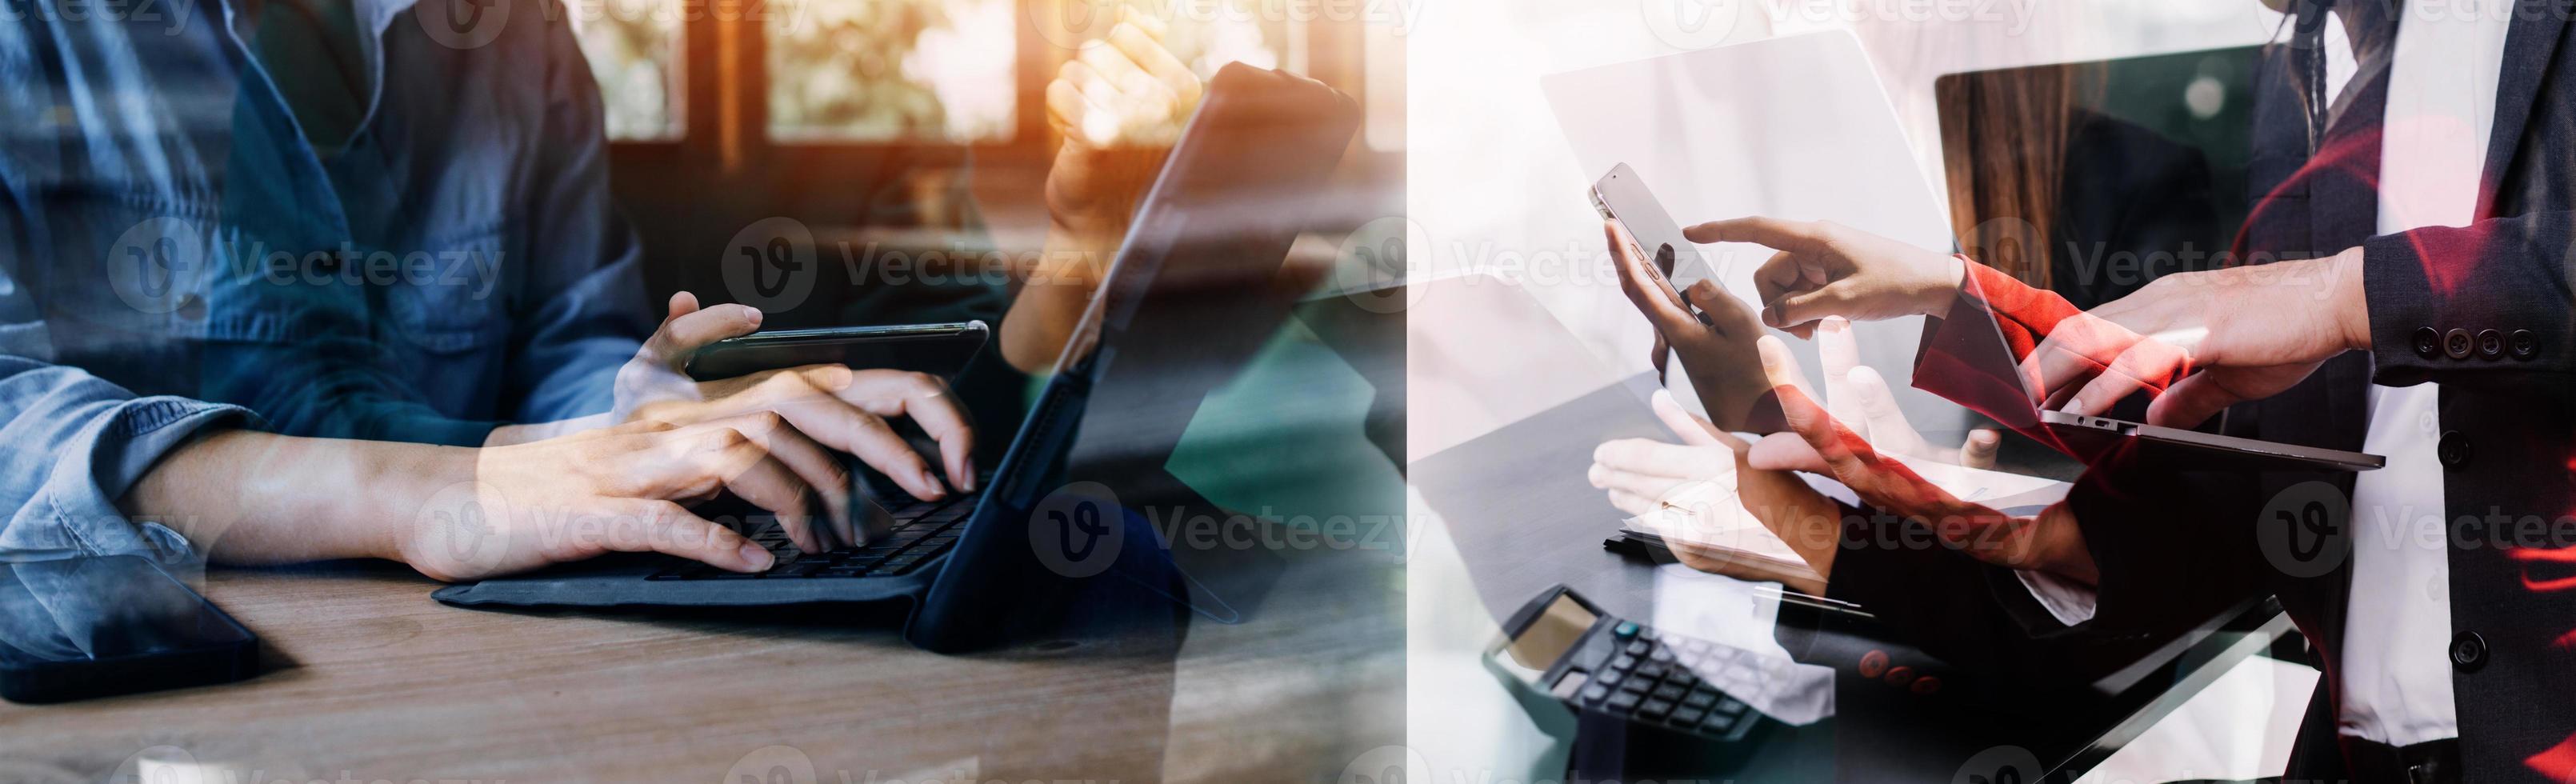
[1826,496,2184,682]
[2363,214,2576,386]
[2053,437,2274,637]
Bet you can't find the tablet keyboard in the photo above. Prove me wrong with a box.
[646,494,975,581]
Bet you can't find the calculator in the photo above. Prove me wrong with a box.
[1485,584,1774,756]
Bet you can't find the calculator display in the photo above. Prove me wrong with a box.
[1505,594,1598,672]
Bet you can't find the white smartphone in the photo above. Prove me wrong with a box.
[1589,162,1719,300]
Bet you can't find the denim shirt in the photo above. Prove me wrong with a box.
[0,0,651,558]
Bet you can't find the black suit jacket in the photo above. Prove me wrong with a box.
[1831,6,2576,782]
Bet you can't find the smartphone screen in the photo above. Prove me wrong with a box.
[0,556,252,670]
[1590,163,1718,292]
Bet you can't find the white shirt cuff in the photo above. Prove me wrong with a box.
[2015,569,2099,626]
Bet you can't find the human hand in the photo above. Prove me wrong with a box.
[1685,217,1965,338]
[402,415,848,582]
[2022,250,2368,428]
[1604,219,1778,430]
[1754,335,2094,582]
[1739,317,1999,473]
[1590,391,1740,521]
[1042,7,1204,242]
[613,291,976,503]
[1590,390,1781,576]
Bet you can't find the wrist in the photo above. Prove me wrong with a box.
[1918,253,1968,320]
[2034,502,2098,586]
[1043,143,1162,238]
[2332,246,2372,351]
[381,444,484,566]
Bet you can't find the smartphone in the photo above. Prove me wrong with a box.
[1590,162,1718,314]
[685,321,991,382]
[0,555,261,703]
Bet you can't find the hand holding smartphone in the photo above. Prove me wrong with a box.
[685,321,991,382]
[1590,162,1718,326]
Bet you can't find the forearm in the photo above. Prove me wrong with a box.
[1000,227,1117,374]
[1714,433,1844,579]
[484,414,610,446]
[121,429,468,566]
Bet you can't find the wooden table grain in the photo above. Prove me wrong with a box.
[0,522,1402,784]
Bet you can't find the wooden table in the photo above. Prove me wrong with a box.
[0,518,1402,784]
[1,302,1409,784]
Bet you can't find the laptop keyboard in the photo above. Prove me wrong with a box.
[646,493,977,581]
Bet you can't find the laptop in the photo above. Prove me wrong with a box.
[431,63,1363,653]
[1933,49,2382,472]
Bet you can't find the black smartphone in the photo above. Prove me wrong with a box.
[684,320,990,382]
[0,555,260,703]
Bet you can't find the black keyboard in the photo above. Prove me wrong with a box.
[647,493,978,581]
[1575,627,1765,742]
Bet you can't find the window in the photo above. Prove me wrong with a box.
[766,0,1018,142]
[568,0,685,141]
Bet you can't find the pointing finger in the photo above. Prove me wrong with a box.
[1682,217,1829,253]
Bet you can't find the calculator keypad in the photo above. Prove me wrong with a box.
[1573,630,1761,741]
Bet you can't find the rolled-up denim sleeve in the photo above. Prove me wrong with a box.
[497,14,652,425]
[0,358,255,560]
[0,145,254,559]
